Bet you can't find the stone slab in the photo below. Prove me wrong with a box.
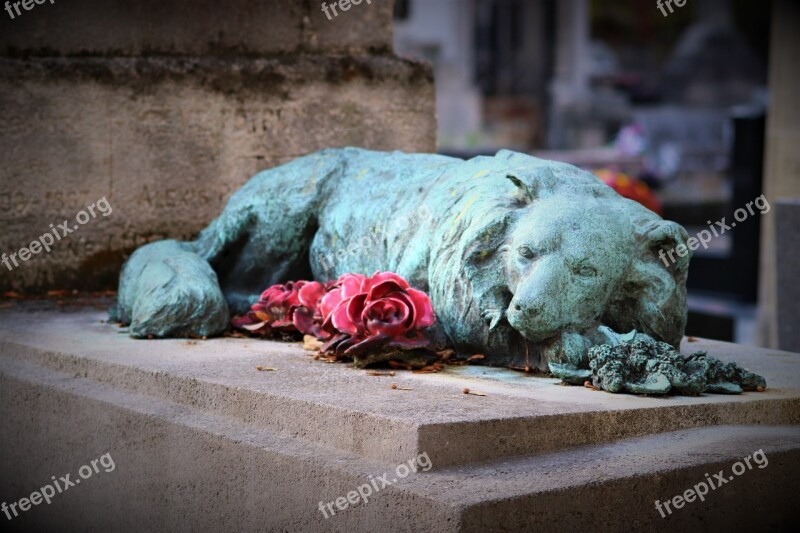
[0,307,798,471]
[1,339,798,531]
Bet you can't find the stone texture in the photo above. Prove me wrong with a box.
[0,0,393,57]
[776,199,800,352]
[1,308,799,468]
[756,0,800,348]
[0,308,798,530]
[0,0,435,293]
[0,56,435,292]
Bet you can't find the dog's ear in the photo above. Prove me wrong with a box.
[505,174,537,206]
[603,219,690,348]
[639,220,690,274]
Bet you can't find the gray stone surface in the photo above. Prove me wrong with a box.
[0,57,435,293]
[776,198,800,353]
[1,308,798,530]
[1,308,799,466]
[0,0,436,294]
[0,0,393,57]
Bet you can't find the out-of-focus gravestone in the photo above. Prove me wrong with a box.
[776,199,800,352]
[0,0,435,293]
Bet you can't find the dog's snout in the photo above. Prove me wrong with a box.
[513,302,543,317]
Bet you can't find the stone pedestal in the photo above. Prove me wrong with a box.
[1,307,798,530]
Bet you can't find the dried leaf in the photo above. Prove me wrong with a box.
[303,335,323,352]
[256,366,278,371]
[413,365,441,374]
[47,289,70,297]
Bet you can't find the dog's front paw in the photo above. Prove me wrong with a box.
[481,308,505,330]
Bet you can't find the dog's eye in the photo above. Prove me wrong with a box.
[575,265,597,277]
[518,246,535,259]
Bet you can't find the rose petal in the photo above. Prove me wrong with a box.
[231,314,257,329]
[298,281,327,310]
[319,288,343,320]
[344,333,391,357]
[321,333,352,354]
[241,321,269,332]
[368,271,410,290]
[362,299,410,338]
[339,273,368,299]
[292,306,316,336]
[367,280,409,301]
[331,294,366,336]
[406,288,436,328]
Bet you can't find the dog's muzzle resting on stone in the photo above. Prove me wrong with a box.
[113,147,690,371]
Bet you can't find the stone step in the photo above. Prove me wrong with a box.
[1,349,797,531]
[0,309,798,470]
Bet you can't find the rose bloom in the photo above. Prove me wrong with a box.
[292,280,334,338]
[320,272,436,355]
[232,280,330,337]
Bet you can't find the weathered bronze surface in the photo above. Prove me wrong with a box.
[114,147,695,374]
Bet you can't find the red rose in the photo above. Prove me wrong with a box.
[320,271,436,355]
[232,280,319,337]
[291,280,332,338]
[232,272,437,357]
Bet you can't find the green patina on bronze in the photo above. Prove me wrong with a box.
[112,147,766,394]
[549,329,766,395]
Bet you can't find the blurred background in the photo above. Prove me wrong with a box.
[393,0,797,349]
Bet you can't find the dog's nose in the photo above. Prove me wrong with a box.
[515,303,543,317]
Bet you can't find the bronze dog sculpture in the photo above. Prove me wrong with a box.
[114,147,693,373]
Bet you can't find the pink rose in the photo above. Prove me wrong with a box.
[320,271,436,355]
[291,280,333,338]
[232,280,327,337]
[231,272,437,357]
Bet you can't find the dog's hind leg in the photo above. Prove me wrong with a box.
[112,240,230,338]
[111,149,345,337]
[193,149,346,314]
